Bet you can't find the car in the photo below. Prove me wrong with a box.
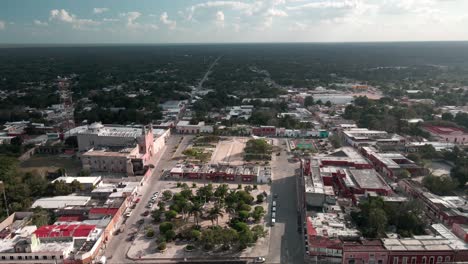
[146,203,153,208]
[272,212,276,218]
[272,201,277,207]
[125,211,132,218]
[150,197,157,202]
[153,191,160,196]
[272,206,276,212]
[136,219,144,225]
[273,193,278,198]
[126,234,136,242]
[141,210,150,216]
[276,152,281,156]
[254,257,266,263]
[271,218,276,226]
[134,198,141,203]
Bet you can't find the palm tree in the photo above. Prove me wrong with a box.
[189,202,203,225]
[208,205,224,226]
[225,203,237,221]
[214,184,229,200]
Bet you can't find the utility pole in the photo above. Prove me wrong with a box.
[0,181,9,217]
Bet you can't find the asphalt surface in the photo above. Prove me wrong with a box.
[104,136,303,264]
[267,138,304,264]
[105,135,183,264]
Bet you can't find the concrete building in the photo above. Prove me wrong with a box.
[399,180,468,227]
[176,121,213,134]
[422,125,468,144]
[51,176,102,191]
[362,147,427,179]
[31,196,91,209]
[169,164,262,183]
[319,147,373,169]
[343,128,405,149]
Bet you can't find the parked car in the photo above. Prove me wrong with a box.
[272,212,276,218]
[272,201,277,207]
[272,206,276,212]
[273,193,278,198]
[125,211,132,218]
[141,210,150,216]
[146,203,153,208]
[254,257,266,263]
[134,198,141,203]
[271,218,276,226]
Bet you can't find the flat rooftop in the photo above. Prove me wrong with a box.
[32,195,91,209]
[348,169,389,190]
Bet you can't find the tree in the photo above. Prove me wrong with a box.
[10,136,23,146]
[251,225,267,240]
[162,190,173,201]
[238,229,255,248]
[152,209,162,222]
[188,202,203,225]
[256,194,264,203]
[158,242,167,251]
[238,210,250,221]
[423,175,458,195]
[208,206,224,225]
[325,101,332,107]
[367,208,387,238]
[165,210,177,221]
[442,113,454,121]
[165,230,176,241]
[190,229,201,240]
[146,228,155,238]
[214,184,229,200]
[304,96,314,107]
[159,222,173,234]
[64,136,78,148]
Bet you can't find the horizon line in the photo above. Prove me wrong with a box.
[1,40,468,48]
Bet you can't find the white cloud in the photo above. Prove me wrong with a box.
[0,20,5,30]
[286,0,360,11]
[266,8,288,17]
[186,1,263,20]
[93,8,109,14]
[289,21,307,31]
[34,20,48,26]
[49,9,99,29]
[122,11,141,27]
[102,18,119,22]
[50,9,74,23]
[215,10,225,28]
[160,12,177,29]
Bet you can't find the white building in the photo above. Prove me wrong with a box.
[176,121,213,134]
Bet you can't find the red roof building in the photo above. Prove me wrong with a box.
[423,125,468,144]
[34,224,96,238]
[89,208,119,216]
[57,215,84,222]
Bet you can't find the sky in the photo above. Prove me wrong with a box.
[0,0,468,44]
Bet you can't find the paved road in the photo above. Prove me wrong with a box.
[105,135,183,264]
[197,55,222,89]
[267,138,304,264]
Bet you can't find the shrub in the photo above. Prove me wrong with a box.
[190,229,201,240]
[165,210,177,221]
[256,194,264,203]
[192,183,197,188]
[165,230,176,241]
[186,244,195,250]
[158,242,167,251]
[253,184,258,189]
[159,222,173,234]
[238,210,250,221]
[177,182,182,188]
[146,228,155,238]
[237,184,242,189]
[162,190,173,200]
[239,204,252,212]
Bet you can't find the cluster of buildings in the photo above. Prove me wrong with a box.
[298,125,468,263]
[170,164,271,184]
[71,122,170,177]
[0,177,139,264]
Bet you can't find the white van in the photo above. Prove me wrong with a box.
[271,218,276,226]
[272,201,277,207]
[272,206,276,212]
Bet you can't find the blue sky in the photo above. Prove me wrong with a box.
[1,0,468,43]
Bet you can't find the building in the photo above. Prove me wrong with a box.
[51,176,102,191]
[303,159,336,208]
[332,169,391,199]
[176,121,213,134]
[312,94,354,105]
[422,125,468,144]
[343,128,405,149]
[405,141,456,152]
[362,147,427,179]
[319,147,373,169]
[251,126,276,137]
[31,196,91,209]
[169,164,262,183]
[79,123,169,176]
[399,180,468,227]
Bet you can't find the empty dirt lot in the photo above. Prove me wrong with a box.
[210,137,247,166]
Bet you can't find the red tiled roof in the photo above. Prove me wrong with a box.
[57,215,83,222]
[424,125,467,135]
[34,224,96,238]
[306,217,317,236]
[89,208,119,216]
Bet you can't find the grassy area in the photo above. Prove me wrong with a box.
[19,155,82,175]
